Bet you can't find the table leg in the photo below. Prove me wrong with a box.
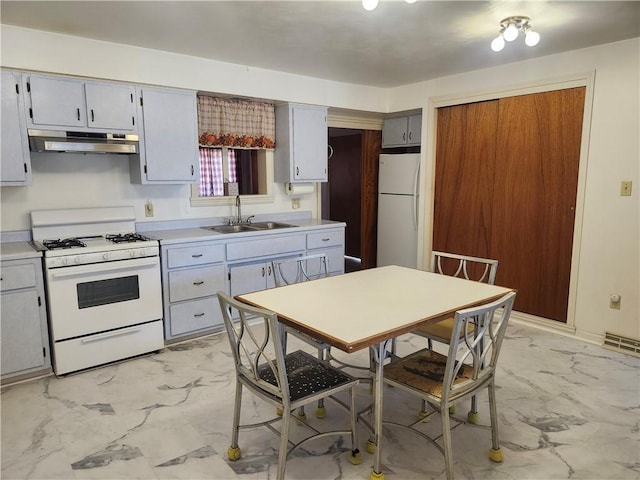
[370,339,391,480]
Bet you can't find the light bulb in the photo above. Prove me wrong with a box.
[362,0,378,11]
[491,35,505,52]
[525,30,540,47]
[503,23,519,42]
[404,0,417,3]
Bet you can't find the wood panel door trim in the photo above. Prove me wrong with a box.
[423,71,595,329]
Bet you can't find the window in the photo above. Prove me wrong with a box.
[198,147,237,197]
[191,95,275,206]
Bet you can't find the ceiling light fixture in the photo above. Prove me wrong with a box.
[362,0,416,11]
[491,16,540,52]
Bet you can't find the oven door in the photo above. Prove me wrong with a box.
[46,256,162,341]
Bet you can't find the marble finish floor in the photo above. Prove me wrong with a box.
[2,323,639,480]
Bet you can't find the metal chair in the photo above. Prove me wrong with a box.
[413,251,499,422]
[273,254,377,402]
[383,291,516,480]
[218,291,361,480]
[272,254,333,418]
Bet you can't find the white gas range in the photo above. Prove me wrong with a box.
[31,206,164,375]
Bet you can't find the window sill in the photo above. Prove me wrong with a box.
[190,194,274,207]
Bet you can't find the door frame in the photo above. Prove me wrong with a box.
[423,71,595,332]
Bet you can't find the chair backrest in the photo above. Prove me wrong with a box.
[442,291,516,402]
[271,253,329,287]
[218,291,291,404]
[430,251,498,285]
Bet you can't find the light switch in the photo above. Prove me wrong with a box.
[621,181,632,196]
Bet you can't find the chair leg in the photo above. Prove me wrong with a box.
[487,380,503,462]
[467,394,480,424]
[441,402,454,480]
[228,382,243,460]
[348,386,362,465]
[315,345,327,418]
[277,408,292,480]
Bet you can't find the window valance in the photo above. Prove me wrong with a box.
[197,96,276,149]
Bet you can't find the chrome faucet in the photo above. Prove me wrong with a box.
[235,195,242,224]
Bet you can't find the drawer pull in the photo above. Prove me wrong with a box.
[194,313,205,317]
[322,238,330,242]
[81,328,141,343]
[193,281,204,286]
[192,254,203,258]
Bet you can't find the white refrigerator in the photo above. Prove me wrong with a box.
[377,153,420,268]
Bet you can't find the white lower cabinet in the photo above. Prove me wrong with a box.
[161,241,227,341]
[159,226,345,342]
[307,229,345,275]
[1,257,51,380]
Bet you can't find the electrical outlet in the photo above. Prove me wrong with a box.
[291,198,301,209]
[610,293,621,310]
[145,201,154,217]
[621,181,632,196]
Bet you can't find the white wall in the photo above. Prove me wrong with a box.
[1,25,638,343]
[388,39,640,342]
[0,25,389,233]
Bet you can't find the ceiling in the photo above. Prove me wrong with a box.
[2,1,639,88]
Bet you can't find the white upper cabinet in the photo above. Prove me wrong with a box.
[23,73,137,132]
[275,103,328,183]
[382,113,422,148]
[1,70,31,186]
[130,86,199,184]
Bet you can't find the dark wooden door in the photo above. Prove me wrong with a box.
[434,87,585,322]
[325,128,381,270]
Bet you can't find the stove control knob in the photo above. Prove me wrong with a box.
[61,257,69,266]
[139,249,146,257]
[74,256,82,264]
[130,250,137,258]
[102,252,111,260]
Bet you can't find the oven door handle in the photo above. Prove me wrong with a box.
[50,257,159,279]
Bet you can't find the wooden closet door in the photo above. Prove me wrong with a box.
[491,88,585,321]
[434,87,585,322]
[434,101,498,276]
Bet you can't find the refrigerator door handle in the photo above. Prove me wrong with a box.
[413,162,420,230]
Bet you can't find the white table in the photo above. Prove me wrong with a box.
[239,265,514,479]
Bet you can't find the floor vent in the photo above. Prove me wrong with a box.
[603,332,640,358]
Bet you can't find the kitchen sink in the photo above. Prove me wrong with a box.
[205,225,256,234]
[203,222,295,234]
[248,221,295,230]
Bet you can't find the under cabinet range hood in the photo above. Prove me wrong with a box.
[28,129,139,154]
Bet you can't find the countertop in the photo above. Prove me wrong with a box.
[0,241,41,261]
[143,218,345,245]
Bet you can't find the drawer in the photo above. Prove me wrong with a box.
[308,246,344,274]
[166,243,225,268]
[0,264,37,291]
[53,320,164,375]
[226,235,305,261]
[169,297,222,336]
[307,229,344,249]
[168,264,227,303]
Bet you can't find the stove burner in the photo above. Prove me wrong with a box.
[106,233,151,244]
[43,238,87,250]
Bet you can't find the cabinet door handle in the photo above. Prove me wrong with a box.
[408,131,412,141]
[194,313,205,318]
[91,109,95,122]
[76,108,80,121]
[262,267,266,277]
[296,166,299,176]
[192,254,203,258]
[403,132,406,141]
[268,265,272,275]
[193,281,204,286]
